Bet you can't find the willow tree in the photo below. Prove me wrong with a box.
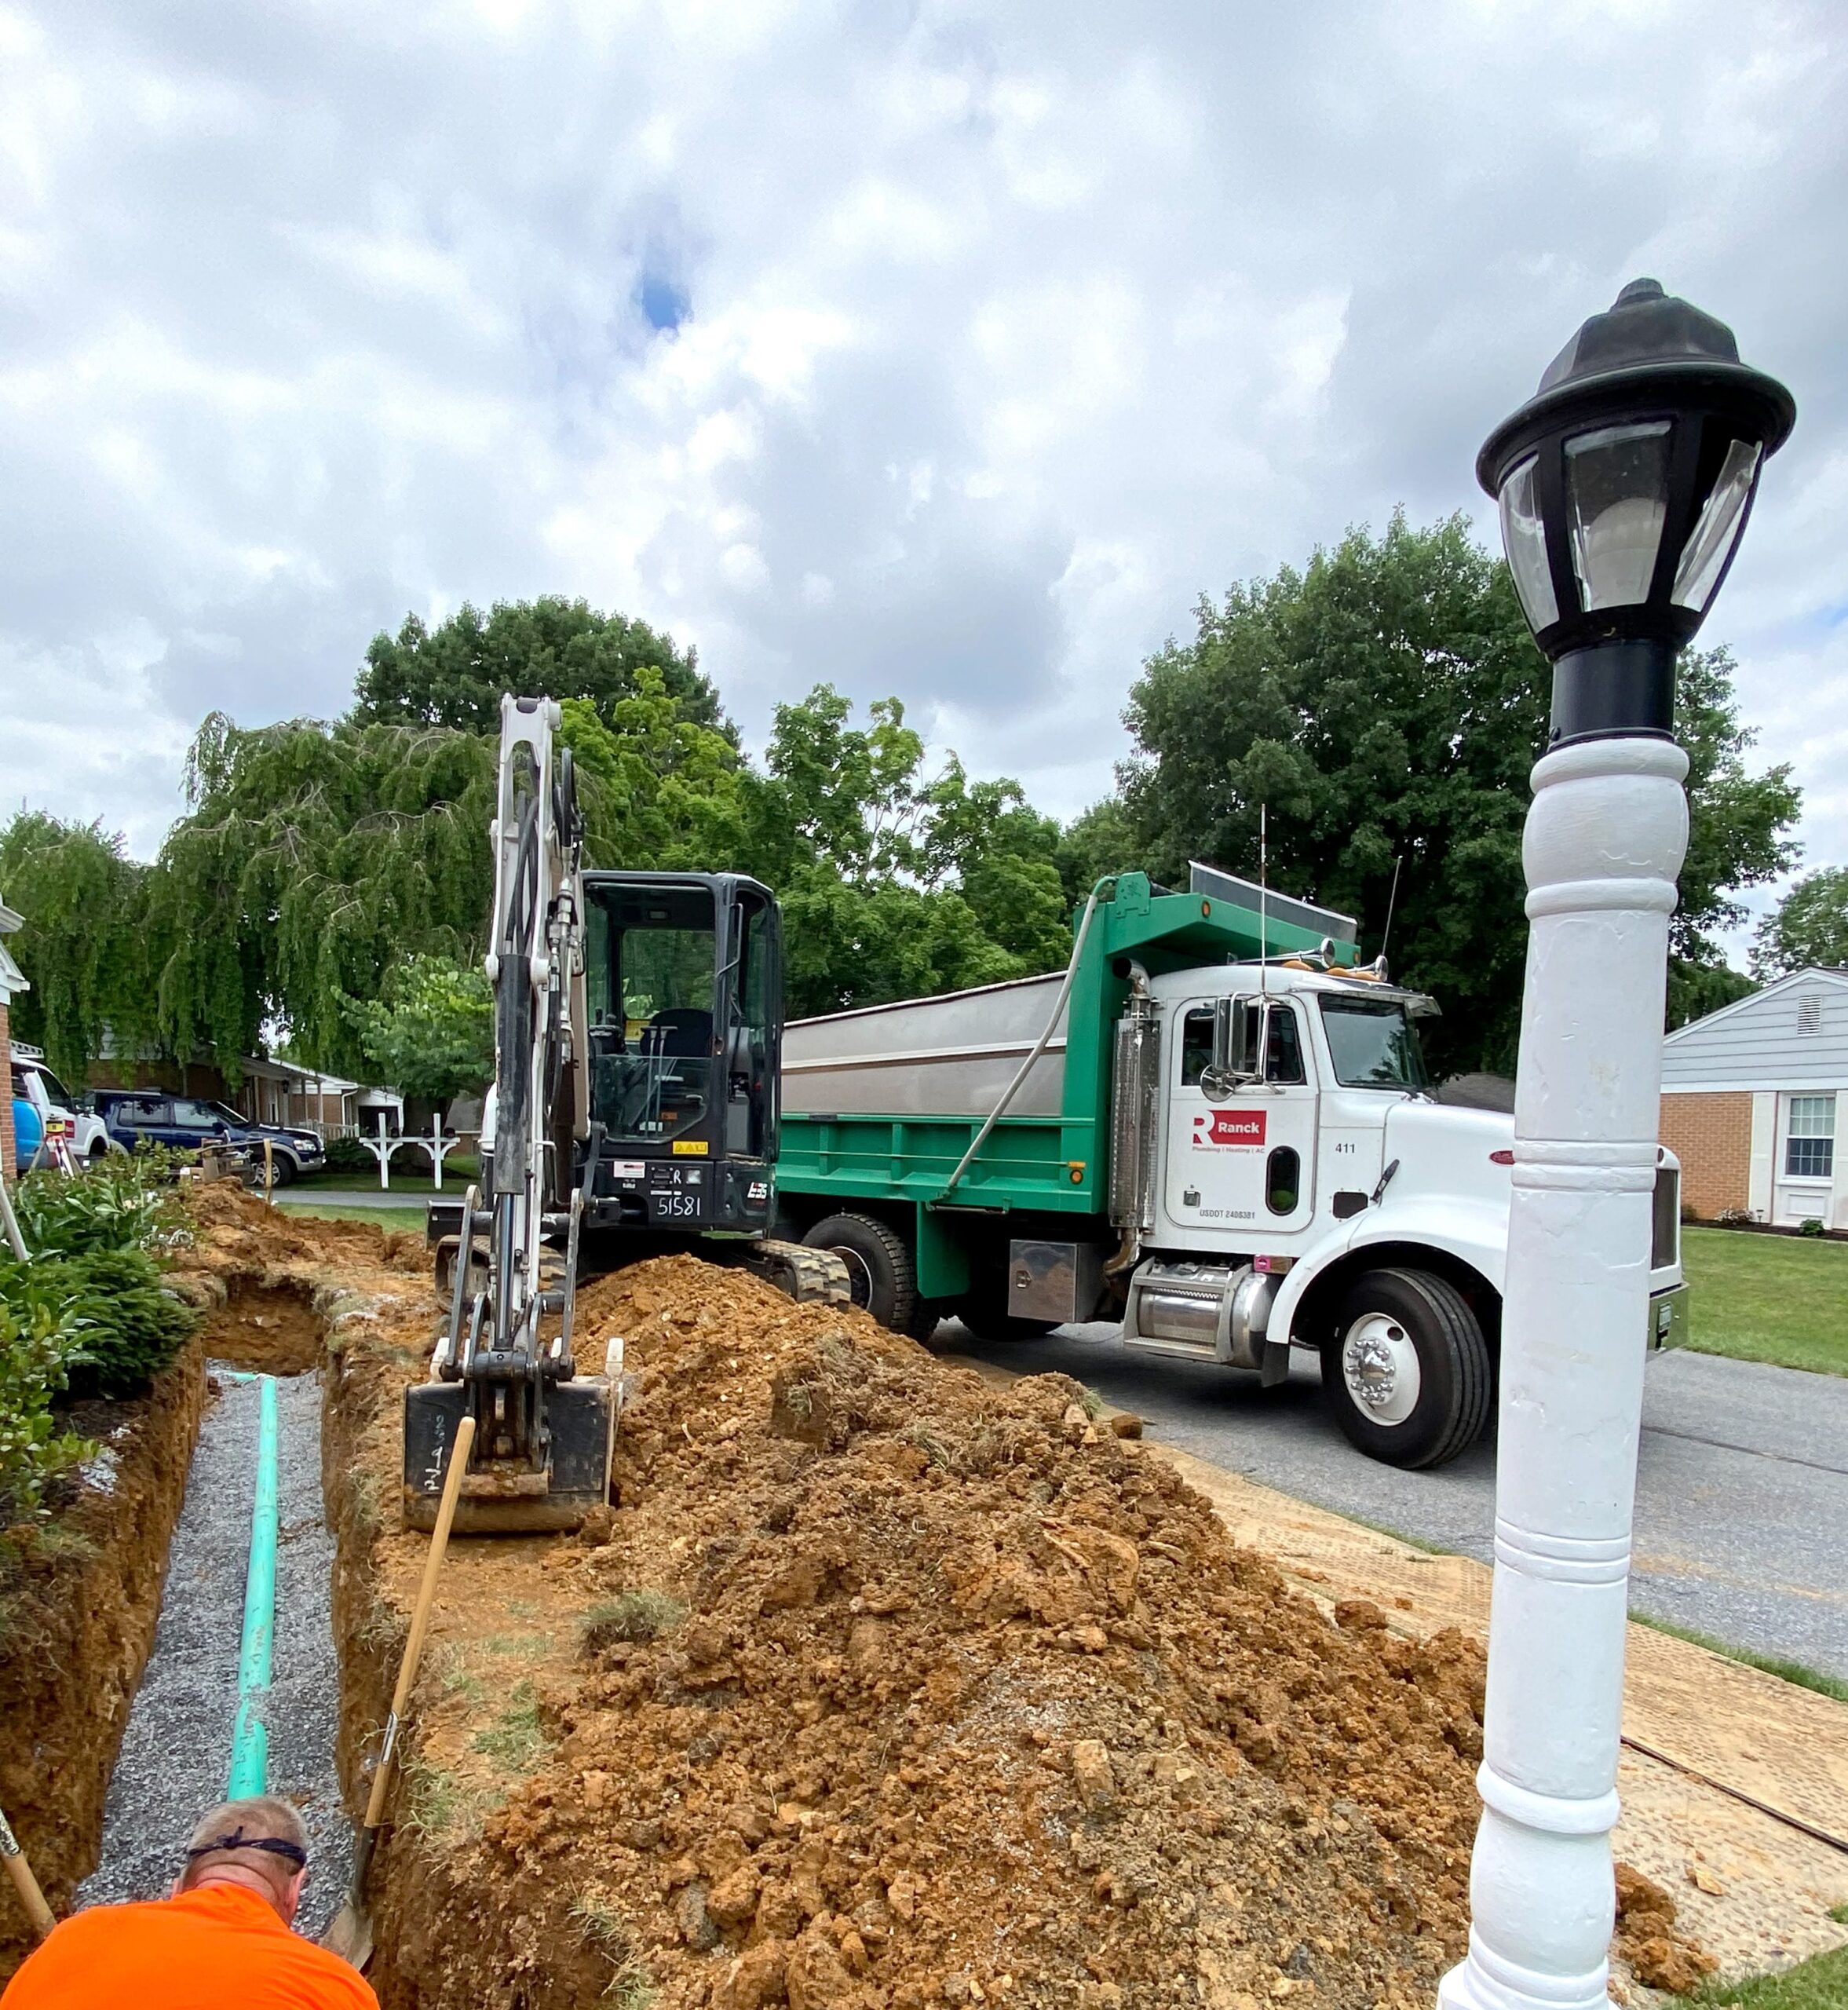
[147,677,751,1084]
[0,813,153,1082]
[150,714,500,1083]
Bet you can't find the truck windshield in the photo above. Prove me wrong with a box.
[1319,996,1430,1089]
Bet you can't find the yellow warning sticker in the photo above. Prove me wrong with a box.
[672,1139,710,1156]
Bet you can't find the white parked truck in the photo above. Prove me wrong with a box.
[775,868,1687,1469]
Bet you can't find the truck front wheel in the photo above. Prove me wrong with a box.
[801,1214,929,1336]
[1321,1268,1491,1470]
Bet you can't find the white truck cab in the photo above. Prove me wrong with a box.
[1116,959,1686,1467]
[10,1044,116,1164]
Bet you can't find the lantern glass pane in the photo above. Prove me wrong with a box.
[1497,453,1558,632]
[1673,437,1762,612]
[1565,420,1671,609]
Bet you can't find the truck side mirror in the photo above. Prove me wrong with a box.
[1207,997,1258,1095]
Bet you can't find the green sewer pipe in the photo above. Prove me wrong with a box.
[227,1374,279,1798]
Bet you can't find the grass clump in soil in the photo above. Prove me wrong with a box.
[470,1682,552,1772]
[1631,1612,1848,1704]
[1680,1226,1848,1376]
[580,1591,685,1652]
[403,1756,496,1842]
[571,1891,658,2008]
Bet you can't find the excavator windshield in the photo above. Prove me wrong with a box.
[585,883,718,1146]
[581,876,780,1158]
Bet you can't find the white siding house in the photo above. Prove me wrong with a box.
[1660,968,1848,1226]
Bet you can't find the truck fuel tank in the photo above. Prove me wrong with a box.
[1123,1259,1284,1374]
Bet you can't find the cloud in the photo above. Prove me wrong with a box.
[0,0,1843,976]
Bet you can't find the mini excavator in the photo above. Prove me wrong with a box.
[404,696,848,1533]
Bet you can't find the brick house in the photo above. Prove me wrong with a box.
[0,901,23,1178]
[1660,967,1848,1226]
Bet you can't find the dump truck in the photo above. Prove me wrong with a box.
[775,867,1688,1469]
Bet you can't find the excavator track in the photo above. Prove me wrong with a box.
[749,1238,853,1307]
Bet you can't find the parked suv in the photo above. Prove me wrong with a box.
[91,1091,326,1184]
[12,1048,116,1161]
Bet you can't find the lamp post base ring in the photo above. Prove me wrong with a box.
[1440,1930,1610,2010]
[1476,1763,1623,1837]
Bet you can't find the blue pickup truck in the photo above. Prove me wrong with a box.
[91,1090,326,1184]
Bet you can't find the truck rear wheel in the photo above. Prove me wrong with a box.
[801,1214,924,1335]
[1321,1268,1491,1470]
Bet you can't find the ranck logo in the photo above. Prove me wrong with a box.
[1192,1108,1267,1149]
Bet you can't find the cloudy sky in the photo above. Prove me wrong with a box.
[2,0,1843,954]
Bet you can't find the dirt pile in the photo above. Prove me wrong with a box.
[1613,1866,1718,1997]
[176,1181,428,1288]
[347,1255,1490,2010]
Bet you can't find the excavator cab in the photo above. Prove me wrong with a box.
[578,872,781,1243]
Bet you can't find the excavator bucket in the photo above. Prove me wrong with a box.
[401,1376,614,1535]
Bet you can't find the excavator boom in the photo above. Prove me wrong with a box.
[404,696,614,1533]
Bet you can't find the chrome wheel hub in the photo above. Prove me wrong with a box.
[1342,1312,1421,1427]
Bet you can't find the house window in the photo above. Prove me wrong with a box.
[1785,1095,1835,1181]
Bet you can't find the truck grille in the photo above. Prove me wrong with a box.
[1653,1166,1680,1270]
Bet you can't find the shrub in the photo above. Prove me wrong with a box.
[0,1295,88,1519]
[13,1154,184,1258]
[0,1248,195,1400]
[1799,1216,1826,1237]
[323,1135,374,1176]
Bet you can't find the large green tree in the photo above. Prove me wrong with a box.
[745,686,1071,1017]
[1752,867,1848,979]
[0,814,154,1084]
[352,598,726,739]
[1119,513,1799,1073]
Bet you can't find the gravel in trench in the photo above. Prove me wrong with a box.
[78,1365,352,1936]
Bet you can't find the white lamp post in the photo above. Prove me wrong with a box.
[1441,281,1795,2010]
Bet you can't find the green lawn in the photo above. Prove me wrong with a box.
[272,1199,429,1234]
[1692,1945,1848,2010]
[1680,1226,1848,1377]
[287,1153,479,1192]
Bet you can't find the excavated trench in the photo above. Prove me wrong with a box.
[0,1276,340,1976]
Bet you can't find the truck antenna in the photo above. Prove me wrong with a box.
[1376,853,1404,975]
[1258,806,1269,1000]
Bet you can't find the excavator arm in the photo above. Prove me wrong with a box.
[403,696,615,1533]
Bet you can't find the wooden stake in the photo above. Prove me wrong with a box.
[0,1806,56,1942]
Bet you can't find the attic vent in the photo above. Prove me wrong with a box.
[1799,993,1823,1036]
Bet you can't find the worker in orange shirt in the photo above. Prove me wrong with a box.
[2,1795,375,2010]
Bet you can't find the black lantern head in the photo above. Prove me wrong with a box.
[1477,278,1795,744]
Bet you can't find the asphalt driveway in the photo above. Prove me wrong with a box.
[932,1321,1848,1683]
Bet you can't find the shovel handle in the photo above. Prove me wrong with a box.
[362,1413,475,1829]
[0,1809,55,1942]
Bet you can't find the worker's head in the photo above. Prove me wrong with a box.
[173,1796,310,1924]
